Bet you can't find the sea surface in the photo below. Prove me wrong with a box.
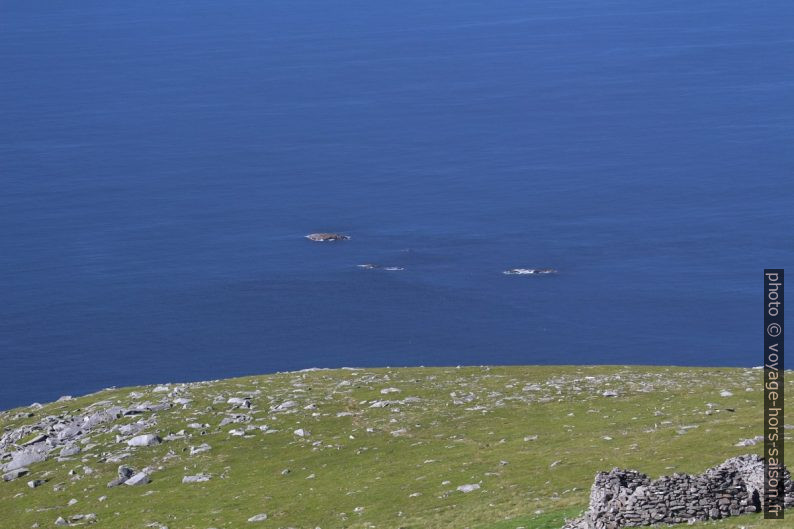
[1,1,793,409]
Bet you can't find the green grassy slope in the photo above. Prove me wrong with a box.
[0,366,789,529]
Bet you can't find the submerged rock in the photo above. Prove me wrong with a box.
[357,264,405,271]
[306,233,350,242]
[503,268,558,275]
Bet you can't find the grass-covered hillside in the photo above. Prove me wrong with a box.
[0,366,790,529]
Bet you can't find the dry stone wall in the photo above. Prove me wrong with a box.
[563,454,794,529]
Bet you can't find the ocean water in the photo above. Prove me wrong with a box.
[1,0,792,409]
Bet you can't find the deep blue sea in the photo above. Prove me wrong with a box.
[1,1,792,409]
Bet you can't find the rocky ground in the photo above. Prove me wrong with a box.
[1,366,791,529]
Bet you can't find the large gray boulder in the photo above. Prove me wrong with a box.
[3,446,49,471]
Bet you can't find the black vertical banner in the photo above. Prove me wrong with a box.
[764,269,784,519]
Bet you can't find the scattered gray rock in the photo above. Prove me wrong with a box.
[247,513,268,522]
[69,514,96,523]
[60,445,80,457]
[219,414,251,427]
[457,483,481,493]
[124,472,151,486]
[182,474,211,484]
[119,422,147,436]
[272,400,298,412]
[2,467,29,481]
[189,443,212,456]
[21,434,48,446]
[228,397,251,408]
[118,466,135,480]
[735,435,765,447]
[27,479,45,488]
[126,434,162,447]
[106,477,127,488]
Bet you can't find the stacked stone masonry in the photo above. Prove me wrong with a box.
[563,455,794,529]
